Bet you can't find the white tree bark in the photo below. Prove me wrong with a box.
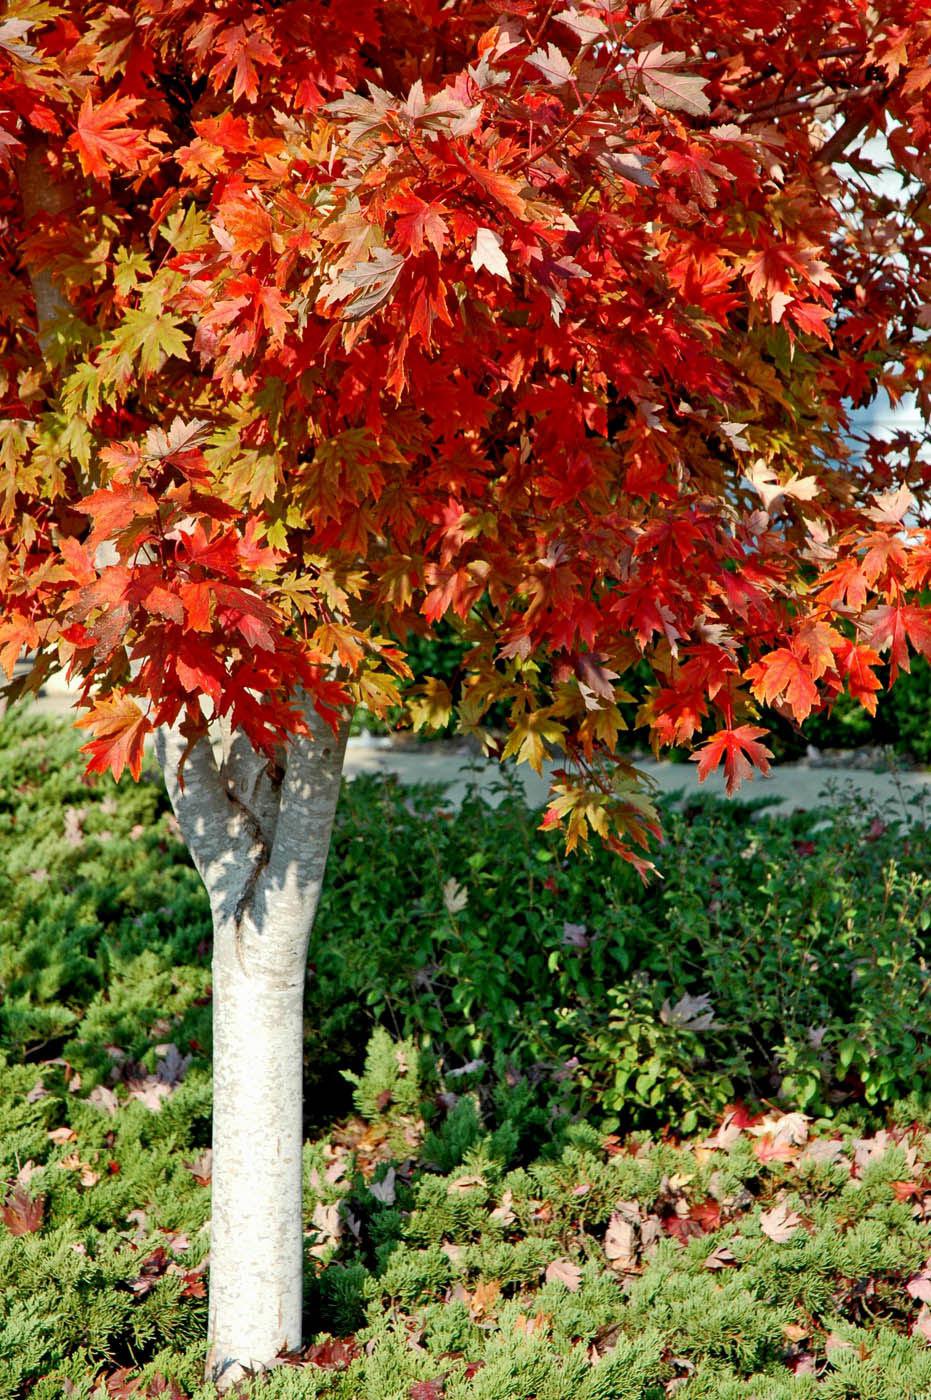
[155,698,349,1388]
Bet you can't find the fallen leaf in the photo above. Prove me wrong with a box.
[799,1138,845,1168]
[1,1186,45,1236]
[410,1381,445,1400]
[490,1188,515,1224]
[129,1246,170,1296]
[304,1335,359,1369]
[748,1112,809,1148]
[185,1149,213,1186]
[513,1309,551,1337]
[660,992,716,1030]
[704,1112,743,1150]
[124,1207,149,1241]
[759,1202,802,1242]
[369,1166,397,1204]
[545,1257,582,1290]
[87,1084,119,1116]
[704,1244,737,1270]
[907,1263,931,1304]
[916,1305,931,1343]
[126,1076,172,1111]
[447,1173,485,1193]
[469,1279,501,1319]
[154,1042,192,1086]
[308,1200,342,1256]
[604,1202,640,1271]
[442,877,469,914]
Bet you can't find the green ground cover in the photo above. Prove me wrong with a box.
[2,712,931,1398]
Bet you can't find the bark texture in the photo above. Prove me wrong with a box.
[155,699,349,1388]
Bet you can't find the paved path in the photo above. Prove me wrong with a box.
[343,735,931,821]
[16,674,931,820]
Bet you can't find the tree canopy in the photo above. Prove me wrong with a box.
[2,0,930,871]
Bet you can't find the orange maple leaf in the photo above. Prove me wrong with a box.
[0,614,39,679]
[67,94,155,184]
[75,694,151,781]
[794,619,843,681]
[833,639,882,715]
[745,646,820,722]
[691,725,773,796]
[73,484,159,547]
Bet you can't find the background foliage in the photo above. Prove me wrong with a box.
[374,631,931,766]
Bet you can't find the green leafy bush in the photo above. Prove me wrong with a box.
[3,710,931,1139]
[314,773,931,1131]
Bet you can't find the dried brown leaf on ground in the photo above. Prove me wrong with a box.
[545,1257,582,1290]
[759,1201,803,1243]
[604,1201,641,1271]
[1,1185,45,1236]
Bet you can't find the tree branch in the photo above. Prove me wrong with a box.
[816,87,888,166]
[217,720,284,852]
[248,695,351,953]
[155,723,264,925]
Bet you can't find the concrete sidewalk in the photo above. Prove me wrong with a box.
[343,734,931,821]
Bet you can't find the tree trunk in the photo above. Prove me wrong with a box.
[155,699,349,1389]
[16,137,353,1385]
[206,921,307,1380]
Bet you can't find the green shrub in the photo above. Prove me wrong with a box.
[313,774,931,1130]
[3,710,931,1137]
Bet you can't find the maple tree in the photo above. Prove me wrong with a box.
[2,0,931,1383]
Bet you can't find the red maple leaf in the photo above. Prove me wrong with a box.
[304,1335,360,1369]
[833,639,883,715]
[410,1381,445,1400]
[391,193,448,256]
[866,603,931,681]
[691,725,774,795]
